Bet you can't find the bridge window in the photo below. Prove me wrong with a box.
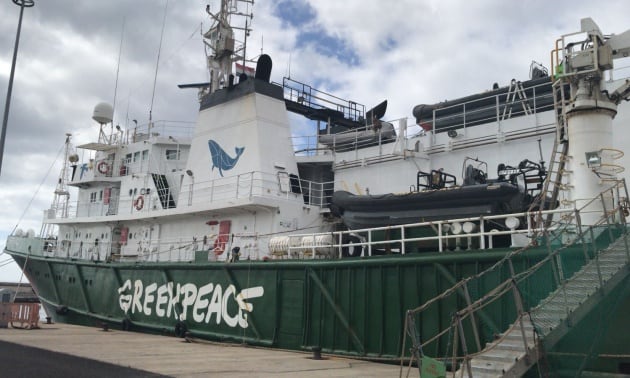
[166,149,180,160]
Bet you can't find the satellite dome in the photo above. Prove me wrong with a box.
[92,102,114,124]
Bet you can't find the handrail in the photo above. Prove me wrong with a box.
[398,179,629,376]
[45,171,336,221]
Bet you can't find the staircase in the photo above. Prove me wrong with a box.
[152,174,176,209]
[459,234,630,377]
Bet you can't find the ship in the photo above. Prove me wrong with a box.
[5,2,630,376]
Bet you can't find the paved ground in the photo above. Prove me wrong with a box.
[0,323,406,377]
[0,340,164,378]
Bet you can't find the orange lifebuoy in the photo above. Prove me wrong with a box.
[134,195,144,211]
[97,161,110,175]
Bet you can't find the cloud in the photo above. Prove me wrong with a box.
[1,0,630,282]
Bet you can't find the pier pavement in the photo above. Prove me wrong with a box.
[0,323,405,377]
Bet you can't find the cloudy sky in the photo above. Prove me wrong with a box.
[1,0,629,282]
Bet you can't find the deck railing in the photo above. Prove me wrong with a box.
[20,180,629,265]
[45,171,336,221]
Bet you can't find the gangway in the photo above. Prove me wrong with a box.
[400,181,630,377]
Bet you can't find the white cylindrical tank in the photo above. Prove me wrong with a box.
[567,109,616,225]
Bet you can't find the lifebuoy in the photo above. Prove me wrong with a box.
[134,195,144,211]
[97,161,110,175]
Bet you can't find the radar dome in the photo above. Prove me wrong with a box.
[92,102,114,124]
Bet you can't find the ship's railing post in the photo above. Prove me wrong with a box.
[618,179,630,263]
[479,217,486,250]
[338,232,343,259]
[600,191,614,242]
[495,94,500,125]
[401,225,406,255]
[462,282,481,352]
[508,259,530,355]
[249,172,254,199]
[455,313,473,377]
[574,208,591,262]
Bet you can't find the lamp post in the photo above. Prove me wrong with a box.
[0,0,35,176]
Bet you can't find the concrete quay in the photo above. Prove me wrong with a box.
[0,323,406,377]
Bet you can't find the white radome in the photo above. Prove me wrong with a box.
[92,102,114,124]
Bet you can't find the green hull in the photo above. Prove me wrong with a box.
[2,238,577,358]
[6,231,630,375]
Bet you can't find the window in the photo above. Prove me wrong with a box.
[133,151,140,162]
[289,174,302,194]
[142,150,149,161]
[166,149,180,160]
[90,192,97,203]
[125,153,132,164]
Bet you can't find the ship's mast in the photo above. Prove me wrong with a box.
[203,0,254,95]
[41,133,74,237]
[554,18,630,225]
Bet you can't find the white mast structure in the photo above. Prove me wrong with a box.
[556,18,630,225]
[203,0,254,95]
[41,133,75,238]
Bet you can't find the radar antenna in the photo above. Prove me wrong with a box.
[203,0,254,95]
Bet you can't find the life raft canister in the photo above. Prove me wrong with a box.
[97,161,110,175]
[134,195,144,211]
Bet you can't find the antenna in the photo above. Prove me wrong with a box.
[149,0,169,126]
[202,0,254,94]
[112,17,125,127]
[287,52,292,78]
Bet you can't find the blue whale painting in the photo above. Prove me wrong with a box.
[208,140,245,177]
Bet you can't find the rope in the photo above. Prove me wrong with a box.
[11,142,65,235]
[402,181,627,367]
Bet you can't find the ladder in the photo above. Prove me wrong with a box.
[501,80,532,120]
[530,81,571,228]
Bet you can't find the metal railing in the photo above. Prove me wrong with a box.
[45,171,336,220]
[398,179,629,377]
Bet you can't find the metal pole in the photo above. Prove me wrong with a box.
[0,0,34,176]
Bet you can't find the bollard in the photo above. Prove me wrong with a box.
[46,317,51,324]
[312,346,322,360]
